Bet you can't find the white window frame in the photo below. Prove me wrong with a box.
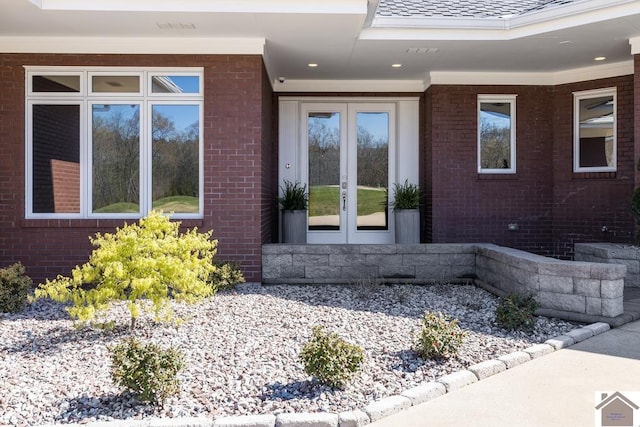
[148,72,204,97]
[88,71,144,97]
[573,87,617,173]
[477,94,517,174]
[25,66,204,220]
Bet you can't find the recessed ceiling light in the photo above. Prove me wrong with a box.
[392,64,402,68]
[594,56,606,61]
[308,63,318,68]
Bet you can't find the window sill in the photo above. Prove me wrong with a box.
[21,218,204,228]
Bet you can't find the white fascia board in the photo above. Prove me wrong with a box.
[273,79,425,92]
[630,36,640,55]
[367,0,640,41]
[0,37,265,55]
[428,60,633,86]
[31,0,367,14]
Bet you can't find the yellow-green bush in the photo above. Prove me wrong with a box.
[33,210,218,329]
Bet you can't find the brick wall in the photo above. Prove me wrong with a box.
[425,77,635,258]
[0,53,272,283]
[551,75,635,258]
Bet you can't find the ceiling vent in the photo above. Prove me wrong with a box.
[406,48,439,54]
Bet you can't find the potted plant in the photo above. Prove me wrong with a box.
[279,180,308,244]
[390,179,421,244]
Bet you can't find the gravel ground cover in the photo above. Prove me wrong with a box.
[1,282,581,426]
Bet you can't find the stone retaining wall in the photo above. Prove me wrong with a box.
[262,244,476,284]
[262,243,626,319]
[574,242,640,288]
[475,244,625,318]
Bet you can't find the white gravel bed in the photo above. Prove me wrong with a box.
[0,282,581,426]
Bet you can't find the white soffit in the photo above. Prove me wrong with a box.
[366,0,640,40]
[30,0,367,14]
[0,37,266,55]
[428,60,634,87]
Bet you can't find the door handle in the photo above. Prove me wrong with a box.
[342,190,347,211]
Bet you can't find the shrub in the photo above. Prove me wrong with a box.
[415,311,466,359]
[33,210,218,329]
[109,337,184,405]
[495,293,538,332]
[299,326,364,389]
[0,263,32,313]
[210,261,245,292]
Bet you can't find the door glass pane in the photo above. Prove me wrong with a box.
[308,112,341,230]
[479,102,512,169]
[356,112,388,230]
[152,104,200,213]
[578,95,614,168]
[32,104,81,213]
[92,104,140,213]
[92,75,140,93]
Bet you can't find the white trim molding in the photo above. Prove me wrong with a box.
[30,0,368,14]
[0,37,265,55]
[273,79,425,93]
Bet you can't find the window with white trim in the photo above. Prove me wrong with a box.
[26,68,203,219]
[477,95,516,174]
[573,87,616,173]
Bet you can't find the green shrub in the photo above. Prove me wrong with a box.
[0,263,32,313]
[210,261,245,292]
[495,293,538,332]
[299,326,364,389]
[109,337,184,406]
[33,210,218,329]
[415,311,466,359]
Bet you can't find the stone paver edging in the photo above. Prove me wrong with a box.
[38,322,611,427]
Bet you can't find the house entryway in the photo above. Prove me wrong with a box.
[278,97,419,244]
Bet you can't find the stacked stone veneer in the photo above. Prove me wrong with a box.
[262,243,626,319]
[575,242,640,288]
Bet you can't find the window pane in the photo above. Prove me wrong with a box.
[32,75,80,93]
[32,104,80,213]
[578,95,614,168]
[480,102,512,170]
[308,112,341,230]
[92,104,140,213]
[151,75,200,94]
[152,105,200,213]
[92,75,140,93]
[356,112,388,230]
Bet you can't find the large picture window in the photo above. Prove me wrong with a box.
[573,88,616,173]
[26,67,203,219]
[477,95,516,174]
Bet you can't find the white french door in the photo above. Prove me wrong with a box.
[301,102,396,243]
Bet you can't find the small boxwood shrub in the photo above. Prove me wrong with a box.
[210,261,245,292]
[0,263,32,313]
[415,310,466,359]
[109,337,184,406]
[495,293,538,332]
[299,326,364,389]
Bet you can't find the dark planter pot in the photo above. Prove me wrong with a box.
[282,210,307,244]
[394,209,420,244]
